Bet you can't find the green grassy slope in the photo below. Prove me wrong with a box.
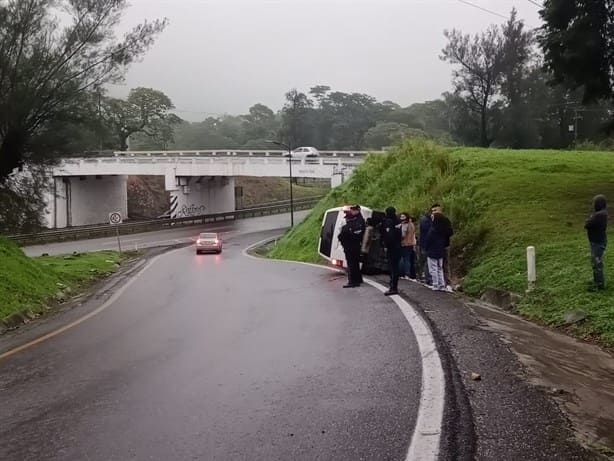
[237,177,329,208]
[270,140,614,346]
[0,236,122,319]
[456,148,614,345]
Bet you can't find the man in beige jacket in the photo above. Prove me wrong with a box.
[399,212,417,280]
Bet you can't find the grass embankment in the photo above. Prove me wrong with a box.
[270,139,614,346]
[237,177,330,208]
[0,236,123,320]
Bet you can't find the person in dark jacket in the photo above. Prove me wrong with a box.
[431,204,453,287]
[418,209,433,285]
[380,206,402,296]
[423,213,449,291]
[338,205,366,288]
[584,194,608,291]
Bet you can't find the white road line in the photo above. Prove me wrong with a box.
[363,279,445,461]
[243,237,445,461]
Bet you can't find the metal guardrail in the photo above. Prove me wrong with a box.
[236,195,323,210]
[9,196,324,246]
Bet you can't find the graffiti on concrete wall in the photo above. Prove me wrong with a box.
[177,204,206,217]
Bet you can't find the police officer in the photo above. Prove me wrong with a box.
[380,206,402,296]
[338,205,366,288]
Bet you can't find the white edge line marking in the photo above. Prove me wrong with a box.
[0,246,187,361]
[243,236,445,461]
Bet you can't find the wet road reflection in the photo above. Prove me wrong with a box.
[469,301,614,451]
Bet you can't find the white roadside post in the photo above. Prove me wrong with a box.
[109,211,123,254]
[527,245,536,292]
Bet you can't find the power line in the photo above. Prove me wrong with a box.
[527,0,542,7]
[455,0,508,19]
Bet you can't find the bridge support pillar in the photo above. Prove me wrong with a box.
[44,175,128,228]
[44,177,69,228]
[331,171,346,188]
[166,175,235,219]
[331,166,355,188]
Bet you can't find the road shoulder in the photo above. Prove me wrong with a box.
[389,277,597,460]
[0,244,188,357]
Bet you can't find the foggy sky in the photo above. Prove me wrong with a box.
[109,0,541,121]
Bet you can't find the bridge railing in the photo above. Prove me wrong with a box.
[76,149,375,158]
[55,155,364,176]
[8,196,325,247]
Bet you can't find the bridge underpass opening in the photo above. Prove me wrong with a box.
[45,175,128,228]
[44,174,236,228]
[167,176,235,220]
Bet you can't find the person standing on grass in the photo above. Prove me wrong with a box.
[338,205,365,288]
[431,203,453,289]
[399,212,417,280]
[380,206,402,296]
[423,212,448,291]
[418,208,433,285]
[585,195,608,291]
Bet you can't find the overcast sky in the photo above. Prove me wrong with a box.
[109,0,542,121]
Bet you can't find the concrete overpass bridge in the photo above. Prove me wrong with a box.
[44,150,372,228]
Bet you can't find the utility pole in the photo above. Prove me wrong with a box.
[266,140,295,227]
[571,106,583,144]
[97,88,103,153]
[573,107,579,143]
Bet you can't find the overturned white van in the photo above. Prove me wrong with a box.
[318,206,374,268]
[318,205,390,274]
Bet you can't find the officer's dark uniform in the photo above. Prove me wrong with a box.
[338,206,366,287]
[380,206,402,295]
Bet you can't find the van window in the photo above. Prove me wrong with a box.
[319,211,339,257]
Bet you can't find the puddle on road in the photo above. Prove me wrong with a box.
[468,301,614,453]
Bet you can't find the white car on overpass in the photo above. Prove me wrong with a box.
[282,146,319,158]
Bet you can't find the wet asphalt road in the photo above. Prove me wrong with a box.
[0,231,422,461]
[22,211,311,257]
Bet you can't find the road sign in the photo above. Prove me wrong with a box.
[109,212,123,253]
[109,211,123,225]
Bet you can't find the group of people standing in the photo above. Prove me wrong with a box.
[338,203,454,296]
[339,195,607,297]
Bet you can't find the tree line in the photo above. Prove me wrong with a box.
[1,0,614,231]
[129,87,452,152]
[131,6,614,153]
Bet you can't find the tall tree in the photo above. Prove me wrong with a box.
[499,9,535,148]
[308,85,333,148]
[138,113,183,150]
[280,89,314,148]
[101,87,176,151]
[441,91,482,145]
[309,85,331,108]
[441,25,505,146]
[0,0,167,180]
[539,0,614,104]
[242,103,276,141]
[324,92,378,149]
